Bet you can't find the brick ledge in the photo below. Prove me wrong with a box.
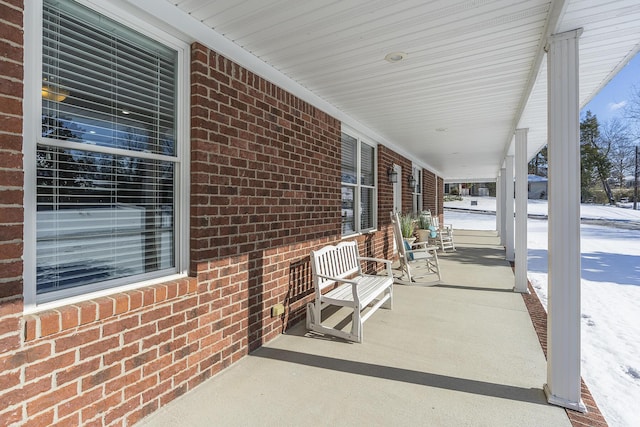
[23,277,198,341]
[521,280,609,427]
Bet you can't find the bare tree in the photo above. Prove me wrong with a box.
[600,118,634,187]
[624,85,640,133]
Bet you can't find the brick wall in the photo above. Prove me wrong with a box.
[377,145,415,215]
[437,176,445,222]
[189,42,345,353]
[0,0,27,424]
[423,169,436,215]
[0,0,24,302]
[0,28,407,424]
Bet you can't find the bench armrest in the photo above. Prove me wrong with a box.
[357,256,394,278]
[314,274,359,286]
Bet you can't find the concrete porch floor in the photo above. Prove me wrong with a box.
[135,230,571,427]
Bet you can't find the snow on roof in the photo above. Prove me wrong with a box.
[528,174,548,182]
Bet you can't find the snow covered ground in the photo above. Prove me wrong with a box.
[443,197,640,427]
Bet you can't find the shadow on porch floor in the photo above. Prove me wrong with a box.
[135,230,571,427]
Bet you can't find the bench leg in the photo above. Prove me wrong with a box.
[382,285,393,309]
[351,306,363,343]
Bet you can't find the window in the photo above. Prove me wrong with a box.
[27,0,187,305]
[411,165,423,215]
[341,131,377,235]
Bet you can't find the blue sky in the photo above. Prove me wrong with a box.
[583,52,640,123]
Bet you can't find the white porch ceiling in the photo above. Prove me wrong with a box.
[128,0,640,181]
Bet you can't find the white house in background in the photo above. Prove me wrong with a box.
[529,174,548,199]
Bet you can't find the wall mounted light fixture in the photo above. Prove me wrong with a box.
[408,174,417,189]
[387,166,398,183]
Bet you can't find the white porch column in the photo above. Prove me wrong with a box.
[505,156,515,262]
[496,173,502,234]
[514,129,529,293]
[544,28,586,412]
[499,168,506,246]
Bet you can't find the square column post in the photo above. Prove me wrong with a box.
[514,129,529,293]
[505,155,515,262]
[499,168,507,246]
[544,28,586,412]
[496,173,502,234]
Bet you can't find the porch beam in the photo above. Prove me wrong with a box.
[544,28,586,412]
[505,156,515,262]
[514,129,529,293]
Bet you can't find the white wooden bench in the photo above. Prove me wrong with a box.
[306,241,393,343]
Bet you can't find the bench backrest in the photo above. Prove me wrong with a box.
[310,241,361,292]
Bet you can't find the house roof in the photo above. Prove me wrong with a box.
[126,0,640,181]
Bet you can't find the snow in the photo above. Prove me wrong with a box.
[443,197,640,427]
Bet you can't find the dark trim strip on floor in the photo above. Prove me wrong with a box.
[520,280,609,427]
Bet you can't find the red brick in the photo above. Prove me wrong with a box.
[59,387,102,420]
[81,364,122,391]
[0,369,20,390]
[128,290,143,310]
[141,353,172,378]
[141,305,171,324]
[74,389,115,422]
[102,315,139,337]
[0,115,22,134]
[24,314,37,341]
[26,409,54,427]
[155,285,168,302]
[0,240,22,259]
[124,374,158,400]
[0,376,52,408]
[0,332,19,352]
[77,301,97,325]
[95,297,114,320]
[26,382,77,417]
[0,296,22,317]
[0,95,21,115]
[123,323,156,345]
[0,259,22,280]
[124,348,158,372]
[141,377,172,404]
[114,294,129,315]
[56,357,100,386]
[50,413,80,427]
[38,310,60,337]
[142,328,172,350]
[104,368,141,396]
[59,305,79,330]
[79,335,119,360]
[126,400,159,426]
[55,327,100,353]
[103,343,139,367]
[0,314,18,335]
[0,280,22,299]
[24,351,74,382]
[0,404,23,425]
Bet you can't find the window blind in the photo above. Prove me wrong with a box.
[37,0,178,296]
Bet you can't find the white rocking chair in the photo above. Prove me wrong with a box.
[430,216,456,252]
[391,212,441,282]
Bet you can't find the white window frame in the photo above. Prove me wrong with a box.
[341,128,378,236]
[412,164,423,215]
[23,0,190,313]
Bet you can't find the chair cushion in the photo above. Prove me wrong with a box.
[428,225,437,238]
[403,240,414,260]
